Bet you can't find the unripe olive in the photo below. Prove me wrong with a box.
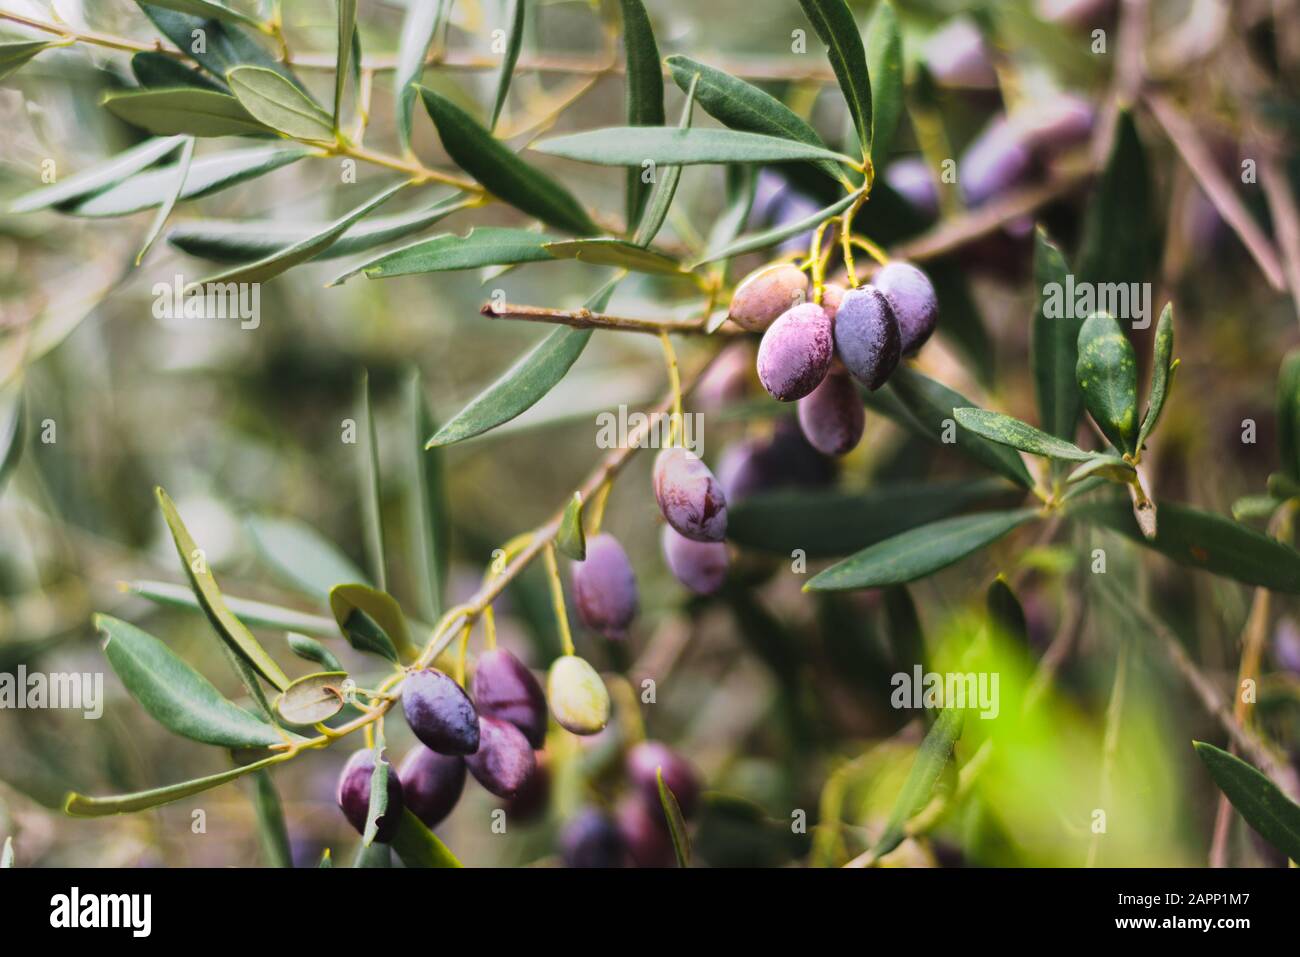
[337,748,404,843]
[471,648,548,748]
[728,262,810,332]
[756,302,835,401]
[661,525,728,595]
[616,796,676,868]
[797,372,866,456]
[547,654,610,735]
[875,262,939,355]
[570,533,639,639]
[402,668,479,756]
[652,447,727,543]
[465,715,537,799]
[626,740,701,818]
[959,117,1033,207]
[561,807,626,868]
[397,746,465,830]
[832,285,901,389]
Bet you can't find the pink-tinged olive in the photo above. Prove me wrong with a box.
[797,372,866,456]
[626,740,702,818]
[923,18,997,88]
[547,654,610,735]
[337,748,404,843]
[756,302,834,401]
[570,533,639,638]
[661,525,729,595]
[959,117,1033,207]
[820,283,847,320]
[402,668,480,756]
[1015,94,1095,157]
[561,807,627,868]
[472,648,548,748]
[465,715,537,799]
[728,262,810,332]
[875,262,940,355]
[884,157,940,221]
[832,285,902,389]
[503,754,551,823]
[397,746,465,830]
[652,447,728,543]
[616,796,676,868]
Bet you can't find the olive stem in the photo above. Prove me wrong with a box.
[454,621,472,686]
[839,191,869,287]
[587,482,613,537]
[808,219,834,304]
[542,543,576,657]
[658,331,684,447]
[849,235,890,267]
[480,301,740,336]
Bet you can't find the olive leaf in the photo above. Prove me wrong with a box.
[1029,228,1083,442]
[406,369,449,622]
[986,576,1028,644]
[391,809,463,867]
[286,633,344,672]
[872,707,964,858]
[142,0,263,29]
[1137,303,1176,449]
[1277,351,1300,482]
[620,0,665,230]
[333,0,357,132]
[666,56,842,183]
[419,86,597,235]
[806,509,1039,591]
[1077,108,1152,292]
[136,136,195,264]
[9,136,186,214]
[156,487,291,691]
[275,671,349,725]
[0,385,26,495]
[65,751,285,817]
[633,71,698,248]
[1194,742,1300,862]
[331,226,558,284]
[140,3,303,90]
[249,769,293,868]
[96,614,288,748]
[228,66,334,141]
[72,144,311,217]
[693,191,856,266]
[124,579,338,637]
[133,51,227,91]
[395,0,447,154]
[1066,453,1135,484]
[426,275,620,447]
[356,369,387,592]
[557,491,586,560]
[657,768,691,867]
[246,515,369,600]
[543,239,685,275]
[865,0,903,166]
[0,39,64,81]
[363,736,390,847]
[102,89,271,138]
[489,0,526,131]
[533,127,855,169]
[1076,312,1139,455]
[953,408,1092,462]
[796,0,872,155]
[329,583,417,662]
[0,836,12,868]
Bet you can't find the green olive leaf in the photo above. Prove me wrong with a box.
[657,767,691,867]
[1066,453,1135,485]
[986,576,1028,645]
[249,769,293,867]
[140,4,305,91]
[331,226,558,284]
[543,238,685,275]
[136,136,195,264]
[533,126,855,169]
[0,39,64,81]
[953,408,1092,461]
[329,583,417,662]
[1077,108,1152,294]
[693,191,856,267]
[796,0,871,155]
[1075,311,1139,454]
[286,632,345,672]
[228,65,334,141]
[102,88,272,138]
[557,491,586,560]
[65,751,286,817]
[865,0,902,166]
[619,0,665,229]
[139,0,263,29]
[1232,494,1284,522]
[356,369,387,591]
[1277,351,1300,482]
[395,0,448,153]
[0,384,26,495]
[333,0,358,132]
[275,671,349,725]
[132,51,227,91]
[246,515,369,600]
[406,369,450,622]
[1194,741,1300,862]
[872,706,964,858]
[1030,227,1083,443]
[633,71,698,247]
[391,808,463,867]
[1138,302,1176,449]
[124,579,338,637]
[363,736,390,846]
[9,135,187,213]
[489,0,526,130]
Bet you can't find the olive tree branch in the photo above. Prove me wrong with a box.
[480,301,739,336]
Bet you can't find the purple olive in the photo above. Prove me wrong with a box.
[820,283,847,320]
[1036,0,1115,29]
[833,285,902,388]
[728,262,810,332]
[336,748,404,843]
[472,648,548,748]
[661,525,729,595]
[923,18,997,88]
[402,668,479,755]
[717,421,835,503]
[560,807,626,868]
[797,372,866,456]
[1015,94,1095,158]
[959,116,1033,207]
[397,746,465,830]
[627,741,701,818]
[756,302,835,401]
[465,715,537,799]
[503,755,551,822]
[652,447,728,543]
[1274,618,1300,675]
[884,157,940,221]
[570,533,639,639]
[875,262,939,355]
[616,796,676,868]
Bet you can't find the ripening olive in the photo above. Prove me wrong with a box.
[797,372,866,456]
[616,796,676,868]
[661,525,729,595]
[756,302,835,402]
[472,648,548,748]
[465,715,537,799]
[652,447,727,543]
[402,668,480,756]
[561,807,627,868]
[336,748,404,843]
[959,116,1034,208]
[728,262,810,332]
[626,740,701,818]
[397,746,465,830]
[570,533,639,639]
[874,262,940,355]
[832,285,901,389]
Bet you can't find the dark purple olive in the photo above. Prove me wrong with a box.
[466,715,537,799]
[661,525,729,595]
[717,421,835,503]
[472,648,548,748]
[797,372,866,456]
[757,302,835,401]
[959,116,1033,207]
[570,533,639,639]
[397,746,465,830]
[874,262,939,355]
[652,447,728,543]
[616,796,676,868]
[833,285,902,388]
[560,807,626,868]
[337,748,404,843]
[626,740,701,818]
[402,668,480,755]
[503,755,551,823]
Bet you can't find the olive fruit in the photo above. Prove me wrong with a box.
[652,447,727,543]
[471,648,548,748]
[502,754,551,822]
[616,796,676,868]
[820,282,847,320]
[797,372,866,456]
[336,748,404,843]
[570,533,639,639]
[728,262,810,332]
[561,807,626,868]
[874,262,939,355]
[923,17,997,88]
[959,116,1033,208]
[547,654,610,735]
[757,302,835,401]
[661,525,728,595]
[626,740,701,818]
[397,747,465,830]
[402,668,480,755]
[884,157,940,221]
[465,715,537,799]
[832,285,901,389]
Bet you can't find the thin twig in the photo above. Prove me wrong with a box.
[480,301,739,336]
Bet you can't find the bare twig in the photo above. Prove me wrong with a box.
[480,301,736,336]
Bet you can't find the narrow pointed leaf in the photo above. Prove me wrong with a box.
[1138,303,1176,448]
[1278,350,1300,481]
[657,767,691,867]
[0,386,26,494]
[329,583,417,661]
[865,0,902,165]
[156,487,291,691]
[633,72,697,247]
[807,509,1038,591]
[489,0,526,130]
[620,0,665,229]
[102,88,271,137]
[419,86,597,235]
[693,191,856,266]
[246,515,368,599]
[363,738,390,846]
[557,491,586,560]
[65,752,284,817]
[1076,311,1139,454]
[228,65,334,141]
[275,671,349,725]
[797,0,872,153]
[391,808,463,867]
[136,136,195,264]
[873,707,964,857]
[534,126,854,168]
[286,632,344,672]
[9,136,186,214]
[543,238,685,275]
[334,0,358,132]
[96,614,286,748]
[356,369,387,591]
[141,0,263,28]
[1030,228,1082,441]
[332,226,556,284]
[1194,742,1300,861]
[0,39,62,80]
[249,769,293,867]
[953,408,1091,461]
[139,4,303,89]
[123,579,338,636]
[407,370,449,621]
[1077,109,1152,291]
[395,0,446,153]
[1066,453,1134,484]
[132,51,226,91]
[986,577,1028,644]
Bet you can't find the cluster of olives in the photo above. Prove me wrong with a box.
[729,258,939,458]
